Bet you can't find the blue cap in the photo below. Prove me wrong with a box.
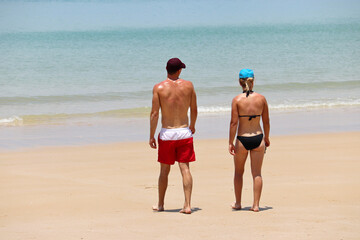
[239,69,254,79]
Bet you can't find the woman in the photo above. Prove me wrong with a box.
[228,68,270,212]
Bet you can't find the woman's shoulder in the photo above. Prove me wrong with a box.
[232,92,267,102]
[232,93,244,102]
[253,92,267,100]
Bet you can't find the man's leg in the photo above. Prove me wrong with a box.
[178,162,192,214]
[153,163,171,211]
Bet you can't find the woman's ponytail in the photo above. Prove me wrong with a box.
[245,80,250,97]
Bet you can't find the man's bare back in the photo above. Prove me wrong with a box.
[154,78,196,129]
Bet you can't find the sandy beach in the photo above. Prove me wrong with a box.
[1,1,359,239]
[0,131,359,239]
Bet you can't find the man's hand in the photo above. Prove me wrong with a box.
[229,143,236,156]
[189,125,196,134]
[149,137,157,149]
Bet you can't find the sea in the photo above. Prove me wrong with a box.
[1,15,360,148]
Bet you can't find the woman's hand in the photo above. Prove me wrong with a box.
[264,137,270,147]
[229,143,236,156]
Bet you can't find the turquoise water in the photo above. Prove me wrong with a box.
[1,22,360,126]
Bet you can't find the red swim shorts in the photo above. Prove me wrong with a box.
[158,137,196,165]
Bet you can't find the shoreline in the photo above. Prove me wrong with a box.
[0,131,359,239]
[1,107,359,150]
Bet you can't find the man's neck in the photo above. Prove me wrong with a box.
[167,74,180,81]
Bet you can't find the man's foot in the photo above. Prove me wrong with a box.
[231,202,241,210]
[250,206,259,212]
[179,207,192,214]
[152,205,164,212]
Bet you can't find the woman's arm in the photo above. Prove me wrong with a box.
[262,97,270,147]
[229,97,239,155]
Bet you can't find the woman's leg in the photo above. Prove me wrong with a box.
[249,140,265,212]
[232,140,248,210]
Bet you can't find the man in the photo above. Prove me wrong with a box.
[149,58,197,214]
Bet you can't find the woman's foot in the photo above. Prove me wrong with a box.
[250,206,259,212]
[179,207,192,214]
[231,202,241,210]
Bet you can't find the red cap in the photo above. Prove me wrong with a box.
[166,58,186,73]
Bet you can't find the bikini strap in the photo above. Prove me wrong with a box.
[240,90,258,120]
[239,114,261,121]
[242,90,254,97]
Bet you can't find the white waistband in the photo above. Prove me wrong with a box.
[159,127,192,141]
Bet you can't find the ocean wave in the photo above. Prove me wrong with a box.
[0,90,151,105]
[259,80,360,90]
[269,99,360,110]
[0,116,24,126]
[0,107,151,126]
[198,99,360,114]
[198,106,231,113]
[2,80,359,105]
[196,80,360,94]
[1,99,359,127]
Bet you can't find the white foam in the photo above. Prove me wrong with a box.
[197,99,360,115]
[198,106,231,113]
[0,116,23,126]
[269,99,360,111]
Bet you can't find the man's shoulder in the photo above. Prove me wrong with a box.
[153,79,194,90]
[153,80,167,90]
[179,78,192,83]
[178,79,194,88]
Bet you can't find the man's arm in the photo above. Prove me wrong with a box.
[149,85,160,149]
[229,98,238,155]
[189,84,197,134]
[262,97,270,147]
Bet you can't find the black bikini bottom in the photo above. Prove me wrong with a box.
[237,134,263,150]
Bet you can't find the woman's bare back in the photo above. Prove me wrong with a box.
[235,92,266,136]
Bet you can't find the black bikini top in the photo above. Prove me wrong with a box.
[239,114,261,121]
[239,90,260,120]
